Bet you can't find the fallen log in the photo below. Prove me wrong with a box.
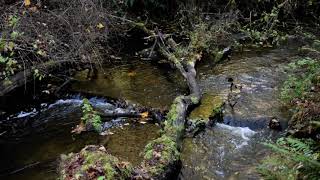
[133,25,203,179]
[59,20,211,180]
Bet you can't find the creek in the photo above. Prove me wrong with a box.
[0,47,298,179]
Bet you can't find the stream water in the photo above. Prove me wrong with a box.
[0,47,298,179]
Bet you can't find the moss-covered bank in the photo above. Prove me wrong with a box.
[59,145,133,180]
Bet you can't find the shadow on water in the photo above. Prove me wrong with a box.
[71,60,187,109]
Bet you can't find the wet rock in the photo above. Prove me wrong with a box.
[268,118,281,130]
[189,93,224,121]
[186,94,224,136]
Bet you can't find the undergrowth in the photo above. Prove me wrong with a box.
[258,137,320,180]
[259,43,320,179]
[281,57,320,103]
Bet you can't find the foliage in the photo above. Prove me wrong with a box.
[0,15,23,81]
[33,69,46,81]
[81,98,103,133]
[258,137,320,180]
[281,58,320,102]
[0,55,18,80]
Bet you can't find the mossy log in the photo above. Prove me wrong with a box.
[60,22,208,180]
[186,94,225,136]
[132,25,203,179]
[59,145,133,180]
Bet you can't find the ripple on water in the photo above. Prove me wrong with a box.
[180,124,269,179]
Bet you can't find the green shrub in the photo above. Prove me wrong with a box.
[280,58,320,102]
[258,137,320,180]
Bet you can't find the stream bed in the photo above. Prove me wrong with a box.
[0,47,298,179]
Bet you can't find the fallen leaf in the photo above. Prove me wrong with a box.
[97,23,104,29]
[24,0,31,6]
[29,6,38,12]
[140,111,149,118]
[71,122,86,134]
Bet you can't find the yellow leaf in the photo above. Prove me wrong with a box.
[97,23,104,29]
[24,0,31,6]
[140,112,149,118]
[127,71,136,77]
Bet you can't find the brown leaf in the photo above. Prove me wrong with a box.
[71,122,86,134]
[140,112,149,118]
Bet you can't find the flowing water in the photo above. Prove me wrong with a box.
[0,47,298,179]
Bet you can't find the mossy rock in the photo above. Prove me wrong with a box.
[189,93,224,122]
[142,135,180,178]
[59,145,133,180]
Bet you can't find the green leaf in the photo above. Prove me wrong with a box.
[97,176,105,180]
[0,56,7,63]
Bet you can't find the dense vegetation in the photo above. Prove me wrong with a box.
[258,43,320,179]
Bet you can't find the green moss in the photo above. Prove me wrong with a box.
[214,51,224,63]
[190,95,200,104]
[59,146,133,180]
[165,102,179,123]
[142,135,180,176]
[189,93,224,121]
[81,99,103,133]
